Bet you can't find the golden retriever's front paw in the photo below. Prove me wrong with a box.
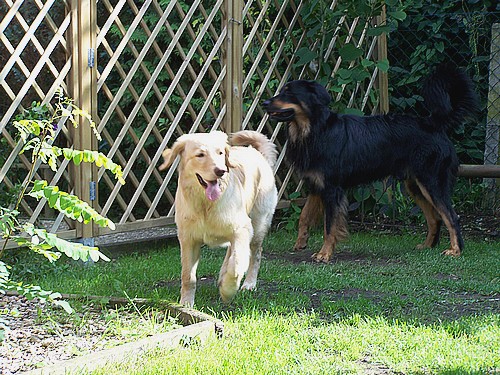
[312,252,331,263]
[179,297,195,308]
[415,243,428,250]
[241,280,257,291]
[442,248,461,257]
[218,275,240,303]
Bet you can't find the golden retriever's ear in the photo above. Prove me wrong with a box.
[158,139,186,171]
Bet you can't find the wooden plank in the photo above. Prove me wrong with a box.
[96,216,176,236]
[458,164,500,178]
[70,0,97,239]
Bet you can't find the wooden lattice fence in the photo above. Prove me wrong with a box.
[1,0,388,245]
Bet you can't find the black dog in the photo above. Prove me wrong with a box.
[264,65,479,262]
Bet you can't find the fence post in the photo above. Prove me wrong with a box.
[375,5,389,114]
[69,0,98,242]
[222,0,243,134]
[485,23,500,191]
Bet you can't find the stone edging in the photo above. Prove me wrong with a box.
[7,292,224,375]
[22,320,215,375]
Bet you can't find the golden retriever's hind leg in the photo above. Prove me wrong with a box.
[243,193,276,292]
[179,238,202,307]
[241,245,261,291]
[294,194,323,251]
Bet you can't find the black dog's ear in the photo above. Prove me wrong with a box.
[308,81,331,106]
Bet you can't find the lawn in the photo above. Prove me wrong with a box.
[8,228,500,374]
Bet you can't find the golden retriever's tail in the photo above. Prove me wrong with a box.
[231,130,277,168]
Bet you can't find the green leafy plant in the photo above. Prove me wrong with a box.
[282,191,303,232]
[348,179,425,226]
[0,90,125,332]
[386,0,494,165]
[296,0,397,114]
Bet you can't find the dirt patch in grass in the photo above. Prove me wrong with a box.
[434,291,500,320]
[258,248,499,323]
[264,248,404,266]
[358,356,400,375]
[349,211,499,241]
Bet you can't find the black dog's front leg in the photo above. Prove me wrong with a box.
[293,194,323,251]
[313,187,348,263]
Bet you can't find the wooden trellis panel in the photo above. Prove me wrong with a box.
[0,0,387,243]
[93,0,227,236]
[0,0,77,239]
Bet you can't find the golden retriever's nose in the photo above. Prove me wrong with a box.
[214,167,226,178]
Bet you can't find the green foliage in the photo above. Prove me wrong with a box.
[0,92,124,339]
[386,0,495,164]
[349,180,423,224]
[28,180,116,229]
[296,0,396,113]
[281,192,303,232]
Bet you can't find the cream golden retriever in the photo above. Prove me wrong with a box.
[159,130,278,307]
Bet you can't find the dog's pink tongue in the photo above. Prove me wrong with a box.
[205,180,221,201]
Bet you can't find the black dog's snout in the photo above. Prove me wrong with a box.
[262,99,271,108]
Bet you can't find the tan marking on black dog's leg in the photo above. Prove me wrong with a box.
[415,200,442,250]
[313,223,337,263]
[415,181,462,256]
[405,180,442,249]
[293,194,323,251]
[312,193,348,263]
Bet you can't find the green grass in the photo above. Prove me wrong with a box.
[7,229,500,374]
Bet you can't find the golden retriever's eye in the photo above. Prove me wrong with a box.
[218,150,224,156]
[196,153,205,158]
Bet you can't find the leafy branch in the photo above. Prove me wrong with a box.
[1,91,124,325]
[27,180,116,229]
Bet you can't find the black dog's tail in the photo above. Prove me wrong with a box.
[422,64,479,132]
